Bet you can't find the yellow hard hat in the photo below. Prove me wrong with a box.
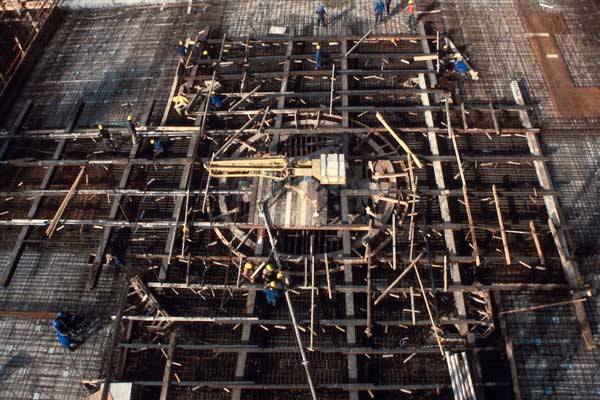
[408,0,413,3]
[127,115,133,121]
[277,272,284,280]
[269,281,276,288]
[179,40,183,45]
[244,262,254,270]
[211,91,216,95]
[203,50,208,56]
[316,45,321,50]
[266,264,274,272]
[150,139,155,144]
[98,124,103,129]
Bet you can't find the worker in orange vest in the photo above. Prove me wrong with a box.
[406,0,415,33]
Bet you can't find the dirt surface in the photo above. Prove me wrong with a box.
[521,11,600,118]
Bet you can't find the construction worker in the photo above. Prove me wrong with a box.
[55,330,77,351]
[150,138,166,158]
[242,261,255,281]
[375,0,385,24]
[262,263,276,284]
[315,4,327,28]
[385,0,393,15]
[109,229,128,271]
[453,56,470,76]
[177,40,188,63]
[406,0,415,33]
[263,281,280,306]
[53,311,79,351]
[126,115,138,145]
[98,124,116,152]
[210,91,224,109]
[315,45,323,70]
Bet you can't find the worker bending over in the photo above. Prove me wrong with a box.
[53,311,81,352]
[262,263,278,284]
[242,261,255,281]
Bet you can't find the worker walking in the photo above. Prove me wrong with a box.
[315,45,323,70]
[316,4,327,28]
[263,281,281,306]
[126,115,138,145]
[385,0,393,15]
[242,261,255,281]
[406,0,415,33]
[375,0,385,24]
[177,40,188,63]
[98,124,116,152]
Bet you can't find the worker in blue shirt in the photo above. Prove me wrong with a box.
[375,0,385,24]
[264,281,281,306]
[210,91,224,109]
[316,4,327,27]
[177,40,187,63]
[56,331,76,351]
[454,59,469,75]
[53,311,79,351]
[315,45,323,70]
[150,138,166,158]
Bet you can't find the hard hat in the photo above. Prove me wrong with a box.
[211,91,216,95]
[53,320,60,328]
[203,50,208,56]
[276,272,284,280]
[98,124,103,129]
[150,139,155,144]
[316,45,321,50]
[266,264,274,272]
[127,115,133,121]
[57,311,63,318]
[179,40,183,45]
[408,0,413,3]
[244,262,254,270]
[269,281,276,288]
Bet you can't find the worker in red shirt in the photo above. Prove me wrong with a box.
[406,0,415,33]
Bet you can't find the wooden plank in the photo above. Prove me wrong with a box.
[529,220,545,265]
[45,166,85,237]
[376,112,423,168]
[159,332,177,400]
[414,262,444,355]
[492,184,511,265]
[374,253,423,305]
